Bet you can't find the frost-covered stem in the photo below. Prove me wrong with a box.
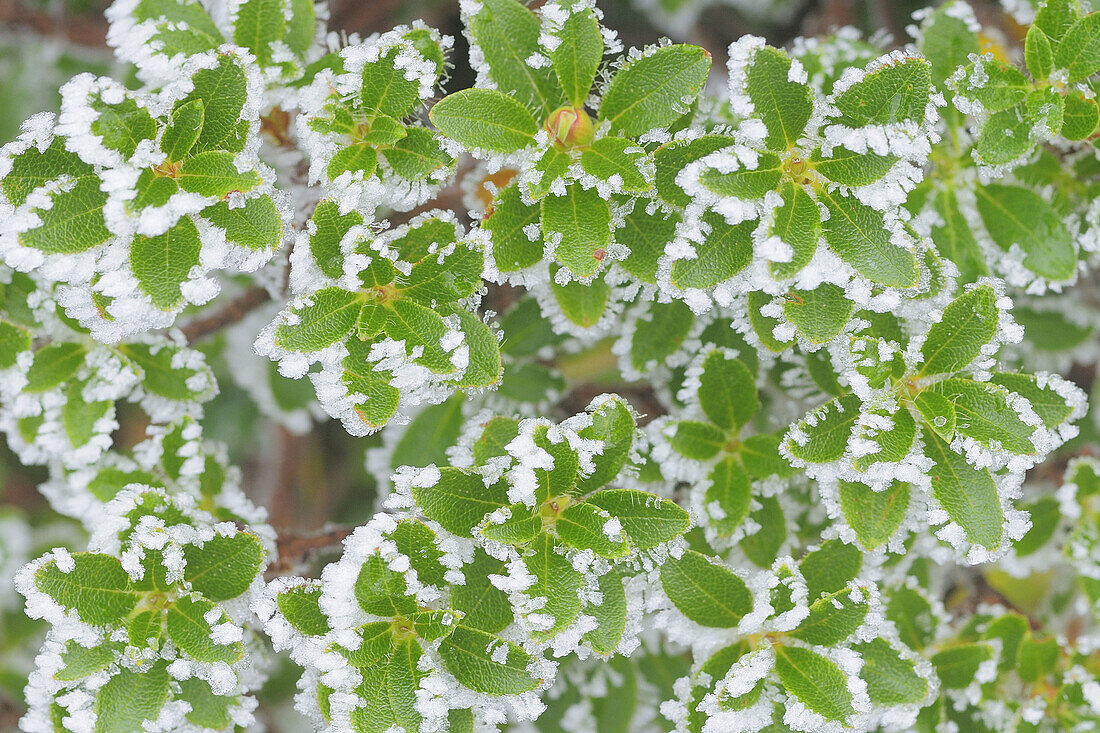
[181,286,273,343]
[269,525,357,575]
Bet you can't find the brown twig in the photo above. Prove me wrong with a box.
[269,525,356,575]
[180,286,272,344]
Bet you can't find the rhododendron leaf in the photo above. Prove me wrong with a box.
[925,434,1003,550]
[35,553,137,625]
[745,46,814,151]
[161,99,204,163]
[549,1,603,106]
[166,597,244,664]
[274,288,363,352]
[975,184,1076,281]
[774,645,854,722]
[542,184,612,278]
[839,480,910,549]
[93,661,171,733]
[819,189,918,288]
[438,625,540,695]
[430,88,539,153]
[660,550,752,628]
[918,285,998,376]
[587,489,690,549]
[598,44,710,136]
[182,532,264,601]
[411,468,507,537]
[791,586,870,645]
[783,284,852,345]
[1054,12,1100,82]
[130,218,203,310]
[854,639,928,705]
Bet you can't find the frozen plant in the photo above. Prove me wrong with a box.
[0,0,1099,731]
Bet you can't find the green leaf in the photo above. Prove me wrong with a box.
[1054,12,1100,82]
[768,182,820,279]
[384,299,463,373]
[744,46,814,151]
[830,55,931,127]
[92,97,157,160]
[179,678,233,730]
[234,0,287,66]
[277,585,330,636]
[1026,26,1054,80]
[931,378,1036,455]
[430,88,539,153]
[484,184,543,272]
[931,643,993,689]
[786,393,861,464]
[925,433,1003,550]
[783,284,852,344]
[438,625,540,695]
[853,406,915,471]
[791,586,869,645]
[167,597,243,663]
[411,468,507,537]
[274,288,362,352]
[327,143,377,180]
[918,3,980,87]
[887,587,935,650]
[480,503,541,545]
[629,300,694,372]
[697,350,757,430]
[62,383,111,449]
[742,433,796,479]
[819,189,918,288]
[697,152,783,199]
[382,127,453,180]
[130,217,202,310]
[913,390,957,442]
[587,489,690,549]
[467,0,565,118]
[549,1,603,105]
[579,137,650,191]
[118,342,209,402]
[19,169,110,255]
[398,243,482,305]
[24,342,86,392]
[1017,633,1059,683]
[182,532,265,601]
[0,319,32,370]
[551,273,609,328]
[854,638,928,705]
[800,539,862,599]
[524,534,583,639]
[359,47,428,119]
[161,99,204,162]
[931,187,986,284]
[542,184,612,278]
[704,457,752,537]
[918,284,998,376]
[181,55,248,154]
[177,150,260,196]
[838,480,910,550]
[451,550,513,633]
[598,44,711,137]
[35,553,137,625]
[355,554,416,617]
[740,496,786,568]
[669,213,754,291]
[391,396,465,470]
[774,645,854,722]
[560,400,626,490]
[990,372,1075,429]
[660,550,752,628]
[811,148,898,186]
[654,134,737,207]
[668,420,726,460]
[202,195,282,251]
[583,570,627,655]
[975,184,1076,281]
[56,640,123,681]
[557,501,629,558]
[93,661,171,733]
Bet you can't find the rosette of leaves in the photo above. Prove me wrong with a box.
[651,348,796,553]
[106,0,321,85]
[784,282,1086,559]
[264,514,553,732]
[429,0,710,334]
[661,540,932,732]
[39,417,272,546]
[297,24,456,212]
[948,1,1100,170]
[392,395,690,657]
[0,51,285,342]
[17,486,268,733]
[660,38,940,332]
[907,1,1097,290]
[0,274,216,470]
[258,206,502,435]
